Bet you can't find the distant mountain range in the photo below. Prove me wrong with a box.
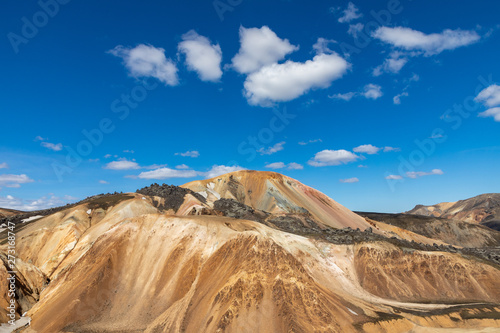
[406,193,500,231]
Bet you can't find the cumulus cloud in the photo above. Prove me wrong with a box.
[231,26,299,74]
[353,144,381,155]
[373,52,408,76]
[123,150,135,153]
[339,177,359,183]
[129,164,245,180]
[40,141,62,151]
[308,149,359,167]
[265,162,303,170]
[353,144,400,154]
[99,180,109,184]
[0,174,34,188]
[175,150,200,158]
[258,142,285,155]
[108,44,178,85]
[372,27,480,56]
[475,85,500,122]
[178,30,223,82]
[479,107,500,122]
[103,158,140,170]
[0,163,8,169]
[0,194,76,211]
[34,136,46,141]
[244,53,350,106]
[362,84,383,99]
[406,169,444,179]
[203,165,246,179]
[265,162,286,169]
[338,2,362,23]
[475,84,500,107]
[136,167,198,179]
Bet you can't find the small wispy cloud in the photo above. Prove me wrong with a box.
[41,142,63,151]
[175,150,200,158]
[339,177,359,183]
[338,2,362,23]
[298,139,322,146]
[258,142,285,155]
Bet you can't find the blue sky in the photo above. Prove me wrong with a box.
[1,0,499,212]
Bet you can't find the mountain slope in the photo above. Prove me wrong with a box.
[1,172,500,332]
[407,193,500,230]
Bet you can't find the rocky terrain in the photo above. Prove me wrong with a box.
[407,193,500,231]
[0,171,499,332]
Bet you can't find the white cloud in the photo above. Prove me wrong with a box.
[103,158,140,170]
[406,169,444,179]
[383,146,401,152]
[347,23,364,38]
[287,162,304,170]
[373,52,408,76]
[338,2,362,23]
[203,165,245,179]
[385,175,403,180]
[123,150,135,153]
[479,107,500,122]
[308,149,359,167]
[0,163,8,169]
[176,164,190,169]
[178,30,223,82]
[136,167,198,179]
[175,150,200,158]
[143,164,168,170]
[372,27,480,56]
[330,84,382,101]
[258,142,286,155]
[41,141,63,151]
[99,180,109,184]
[358,165,368,168]
[312,38,336,55]
[244,53,350,106]
[231,26,299,74]
[0,174,34,188]
[339,177,359,183]
[265,162,286,169]
[353,144,381,155]
[0,194,76,211]
[34,136,46,141]
[108,44,178,85]
[475,84,500,108]
[362,84,383,99]
[393,92,409,104]
[265,162,303,170]
[104,154,112,158]
[298,139,322,145]
[330,92,356,101]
